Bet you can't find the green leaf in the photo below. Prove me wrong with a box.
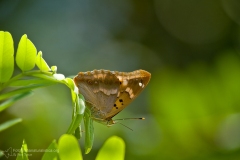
[9,78,54,87]
[71,90,77,109]
[76,94,86,115]
[96,136,125,160]
[58,134,82,160]
[0,31,14,82]
[16,139,29,160]
[0,92,31,112]
[66,94,85,136]
[84,107,94,154]
[0,84,51,101]
[69,79,80,111]
[66,114,84,135]
[0,118,22,132]
[64,79,85,139]
[74,126,81,139]
[75,94,85,139]
[16,34,37,71]
[35,51,50,71]
[41,140,59,160]
[31,73,60,82]
[60,78,76,91]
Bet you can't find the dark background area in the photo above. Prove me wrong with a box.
[1,0,240,159]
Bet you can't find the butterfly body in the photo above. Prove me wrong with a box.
[73,69,151,126]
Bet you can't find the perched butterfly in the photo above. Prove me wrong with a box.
[73,69,151,126]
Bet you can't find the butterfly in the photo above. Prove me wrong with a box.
[73,69,151,126]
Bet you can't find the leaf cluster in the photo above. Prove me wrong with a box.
[0,31,126,159]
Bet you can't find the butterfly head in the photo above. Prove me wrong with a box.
[106,119,115,127]
[91,117,116,127]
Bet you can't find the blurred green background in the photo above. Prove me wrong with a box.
[1,0,240,159]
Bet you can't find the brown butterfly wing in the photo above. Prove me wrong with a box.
[106,70,151,119]
[73,70,120,119]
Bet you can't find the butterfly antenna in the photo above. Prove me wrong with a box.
[114,117,145,131]
[117,122,133,131]
[114,117,145,121]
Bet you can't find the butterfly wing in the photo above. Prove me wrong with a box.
[74,70,120,119]
[106,70,151,119]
